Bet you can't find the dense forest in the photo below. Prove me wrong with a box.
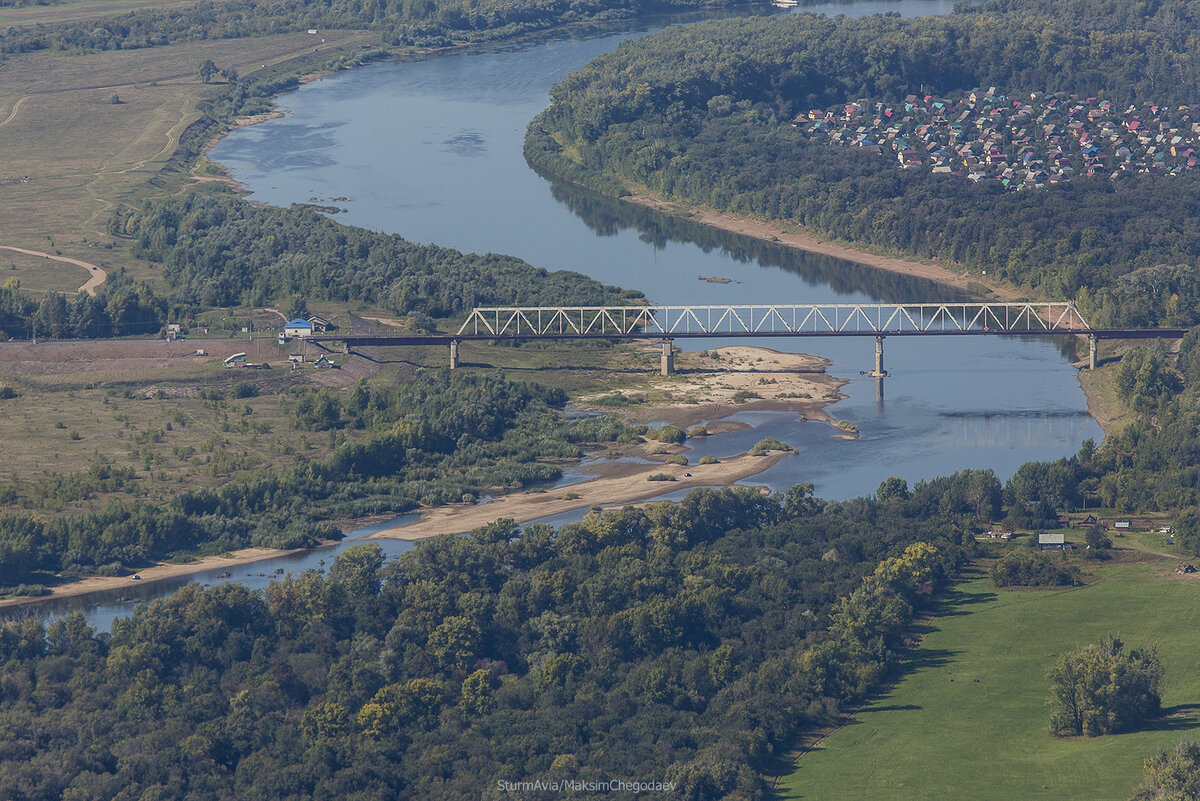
[527,3,1200,326]
[0,371,632,593]
[0,0,748,54]
[0,485,971,800]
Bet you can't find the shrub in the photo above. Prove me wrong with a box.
[665,455,687,466]
[990,550,1081,587]
[647,473,675,482]
[731,390,762,403]
[698,454,719,465]
[749,438,792,456]
[1049,637,1162,736]
[653,425,686,444]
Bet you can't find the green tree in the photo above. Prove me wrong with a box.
[1130,739,1200,801]
[877,476,910,503]
[195,59,218,83]
[1049,637,1163,736]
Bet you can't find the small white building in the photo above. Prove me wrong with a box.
[284,319,314,338]
[223,352,246,368]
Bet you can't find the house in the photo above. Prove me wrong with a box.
[223,352,246,368]
[1039,532,1067,550]
[314,355,335,369]
[284,319,314,338]
[1114,521,1131,530]
[1081,514,1099,526]
[288,354,305,364]
[307,315,333,332]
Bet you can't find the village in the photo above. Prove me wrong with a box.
[795,87,1200,190]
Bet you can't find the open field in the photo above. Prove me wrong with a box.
[0,0,246,27]
[0,29,375,289]
[0,337,350,510]
[0,245,97,295]
[780,560,1200,801]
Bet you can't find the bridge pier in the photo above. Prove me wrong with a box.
[660,340,675,376]
[449,339,460,370]
[868,335,888,378]
[1088,334,1097,370]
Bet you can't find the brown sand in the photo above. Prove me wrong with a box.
[370,451,787,540]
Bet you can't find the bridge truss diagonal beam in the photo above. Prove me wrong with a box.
[457,303,1091,338]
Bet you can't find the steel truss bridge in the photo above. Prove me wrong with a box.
[310,302,1188,375]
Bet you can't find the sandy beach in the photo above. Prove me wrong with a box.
[370,450,787,540]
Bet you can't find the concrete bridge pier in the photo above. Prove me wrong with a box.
[868,335,888,378]
[1088,334,1097,370]
[449,339,460,370]
[660,340,675,376]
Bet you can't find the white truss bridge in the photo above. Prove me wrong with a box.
[457,303,1091,337]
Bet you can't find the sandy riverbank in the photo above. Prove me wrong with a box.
[0,544,337,610]
[626,192,1025,302]
[370,450,787,540]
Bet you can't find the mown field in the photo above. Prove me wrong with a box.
[780,559,1200,801]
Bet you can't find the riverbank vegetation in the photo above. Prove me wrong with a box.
[0,371,635,594]
[527,1,1200,326]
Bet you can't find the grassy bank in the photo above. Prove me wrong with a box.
[780,559,1200,801]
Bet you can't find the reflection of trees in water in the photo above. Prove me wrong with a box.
[540,168,964,303]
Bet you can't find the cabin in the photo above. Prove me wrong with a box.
[314,355,335,369]
[307,315,332,332]
[284,319,314,338]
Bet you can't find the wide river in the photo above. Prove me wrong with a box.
[16,0,1103,630]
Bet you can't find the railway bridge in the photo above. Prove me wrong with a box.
[310,303,1188,376]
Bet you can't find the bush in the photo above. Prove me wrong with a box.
[0,386,17,399]
[665,455,688,466]
[731,390,762,403]
[647,473,675,482]
[652,425,686,444]
[698,454,719,465]
[990,550,1081,587]
[233,381,259,399]
[749,438,791,456]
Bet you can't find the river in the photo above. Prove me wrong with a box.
[15,0,1101,630]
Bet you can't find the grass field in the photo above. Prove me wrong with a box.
[780,561,1200,801]
[0,29,376,290]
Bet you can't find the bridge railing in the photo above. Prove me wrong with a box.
[457,303,1090,337]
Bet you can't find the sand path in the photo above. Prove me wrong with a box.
[0,245,107,296]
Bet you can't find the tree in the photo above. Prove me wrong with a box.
[1130,740,1200,801]
[1049,637,1163,736]
[877,476,909,503]
[195,59,218,83]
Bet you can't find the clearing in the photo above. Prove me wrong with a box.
[780,559,1200,801]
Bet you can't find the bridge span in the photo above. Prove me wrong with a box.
[309,303,1188,376]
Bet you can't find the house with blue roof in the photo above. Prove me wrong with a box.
[284,319,314,338]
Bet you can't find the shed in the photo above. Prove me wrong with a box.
[223,352,246,368]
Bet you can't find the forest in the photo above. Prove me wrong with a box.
[526,1,1200,326]
[0,486,970,800]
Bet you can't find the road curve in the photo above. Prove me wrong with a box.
[0,245,107,296]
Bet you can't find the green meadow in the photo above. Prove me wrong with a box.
[780,560,1200,801]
